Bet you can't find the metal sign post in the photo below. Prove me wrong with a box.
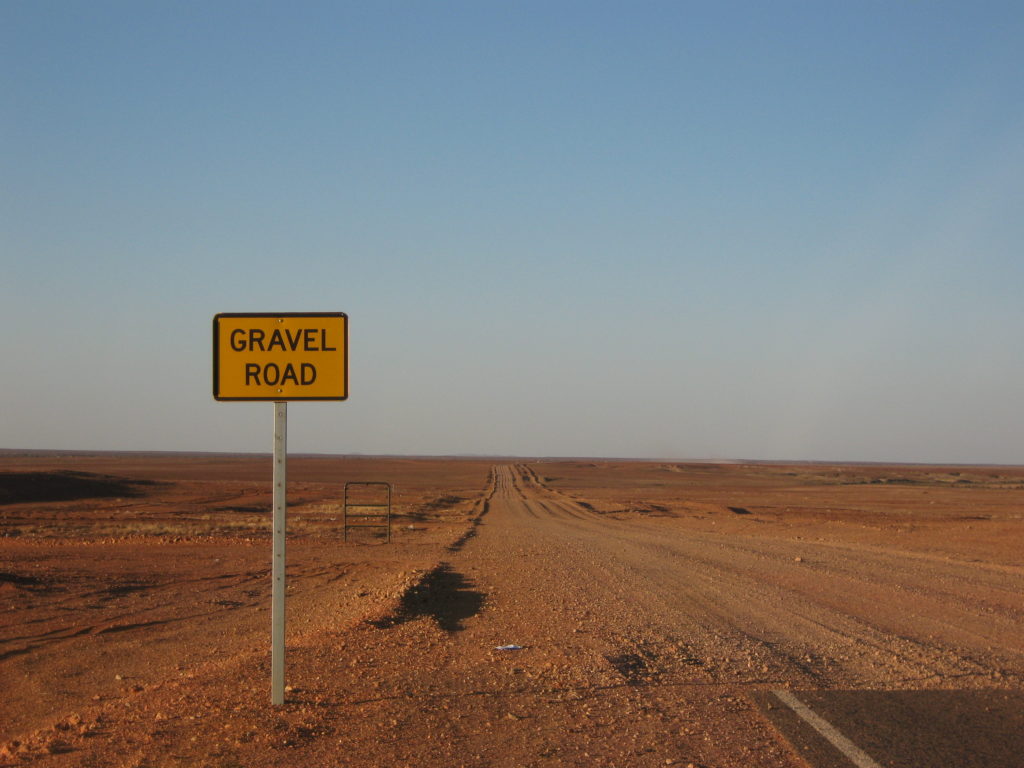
[272,402,287,706]
[213,312,347,706]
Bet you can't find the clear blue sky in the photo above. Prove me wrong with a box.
[3,2,1023,462]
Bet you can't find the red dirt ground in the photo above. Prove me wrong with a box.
[1,452,1022,767]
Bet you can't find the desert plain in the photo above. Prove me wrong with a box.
[1,451,1022,767]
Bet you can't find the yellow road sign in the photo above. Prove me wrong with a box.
[213,313,348,401]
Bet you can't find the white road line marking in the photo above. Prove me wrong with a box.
[773,689,883,768]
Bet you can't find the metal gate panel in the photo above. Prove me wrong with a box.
[343,481,391,543]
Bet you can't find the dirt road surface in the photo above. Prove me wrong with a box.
[2,455,1022,766]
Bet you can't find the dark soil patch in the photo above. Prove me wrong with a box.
[0,471,162,505]
[369,563,484,632]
